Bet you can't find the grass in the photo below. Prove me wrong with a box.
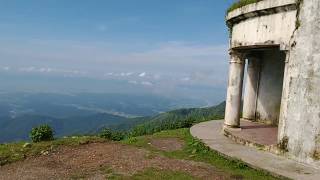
[122,128,286,180]
[1,128,287,179]
[126,168,195,180]
[102,167,195,180]
[227,0,263,13]
[0,136,106,166]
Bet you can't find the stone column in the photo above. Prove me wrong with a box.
[224,50,245,128]
[242,56,260,121]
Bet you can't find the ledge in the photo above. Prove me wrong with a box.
[190,120,320,180]
[223,120,279,154]
[226,0,297,25]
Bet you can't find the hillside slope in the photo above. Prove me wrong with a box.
[130,101,225,136]
[0,102,225,143]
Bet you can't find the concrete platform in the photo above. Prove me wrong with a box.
[190,120,320,180]
[224,120,279,153]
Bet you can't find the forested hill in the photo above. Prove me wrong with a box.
[129,101,225,136]
[0,101,225,143]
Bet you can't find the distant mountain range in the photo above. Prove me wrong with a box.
[0,92,225,143]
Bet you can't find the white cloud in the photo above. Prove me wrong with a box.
[0,39,228,88]
[104,72,114,76]
[120,72,133,76]
[141,81,153,86]
[139,72,146,77]
[18,66,86,76]
[1,66,10,71]
[19,66,36,72]
[181,77,191,81]
[39,67,53,73]
[132,41,227,58]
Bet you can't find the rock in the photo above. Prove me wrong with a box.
[23,143,32,148]
[40,150,49,155]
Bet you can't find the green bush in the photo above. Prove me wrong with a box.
[99,128,126,141]
[29,124,54,143]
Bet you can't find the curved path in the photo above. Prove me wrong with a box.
[190,120,320,180]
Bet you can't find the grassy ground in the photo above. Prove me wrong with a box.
[122,129,284,180]
[101,167,195,180]
[1,129,285,179]
[0,136,105,166]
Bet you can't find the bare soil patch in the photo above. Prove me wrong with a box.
[150,137,185,152]
[0,141,234,180]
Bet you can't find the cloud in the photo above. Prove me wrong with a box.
[122,72,133,76]
[139,72,146,77]
[141,81,153,86]
[181,77,191,81]
[104,72,114,76]
[1,66,10,71]
[18,66,86,76]
[19,66,36,72]
[132,41,227,58]
[0,38,229,89]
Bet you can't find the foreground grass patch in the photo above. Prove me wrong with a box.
[0,136,105,166]
[122,128,284,180]
[103,167,195,180]
[128,168,195,180]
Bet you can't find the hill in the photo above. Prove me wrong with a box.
[0,101,225,143]
[130,101,225,136]
[0,113,129,143]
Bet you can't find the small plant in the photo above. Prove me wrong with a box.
[30,124,54,143]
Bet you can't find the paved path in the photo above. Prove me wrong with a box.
[190,120,320,180]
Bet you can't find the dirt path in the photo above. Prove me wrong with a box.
[0,140,234,180]
[150,137,185,152]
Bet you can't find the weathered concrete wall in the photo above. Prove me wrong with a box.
[256,50,285,125]
[226,0,320,166]
[227,0,297,50]
[278,0,320,165]
[231,11,296,49]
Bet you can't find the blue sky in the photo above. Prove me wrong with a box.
[0,0,233,43]
[0,0,235,101]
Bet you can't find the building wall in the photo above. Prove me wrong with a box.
[278,0,320,165]
[227,0,320,165]
[256,50,285,125]
[231,10,296,49]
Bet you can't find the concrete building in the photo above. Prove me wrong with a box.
[224,0,320,166]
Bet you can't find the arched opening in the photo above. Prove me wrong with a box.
[224,46,286,150]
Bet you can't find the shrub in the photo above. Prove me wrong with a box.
[30,124,54,143]
[99,128,126,141]
[99,128,113,139]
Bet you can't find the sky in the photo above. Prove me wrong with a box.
[0,0,235,102]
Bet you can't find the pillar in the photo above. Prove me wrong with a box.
[242,56,260,121]
[224,50,245,128]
